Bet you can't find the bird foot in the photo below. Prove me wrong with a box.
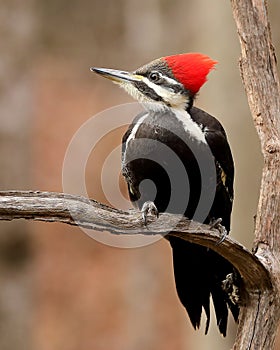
[222,273,240,305]
[209,218,228,245]
[141,201,159,226]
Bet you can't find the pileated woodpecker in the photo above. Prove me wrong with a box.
[91,53,239,336]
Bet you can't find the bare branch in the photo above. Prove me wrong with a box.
[0,190,271,295]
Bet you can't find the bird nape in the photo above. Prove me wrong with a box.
[91,53,240,336]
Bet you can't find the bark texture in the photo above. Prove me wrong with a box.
[231,0,280,348]
[0,190,272,292]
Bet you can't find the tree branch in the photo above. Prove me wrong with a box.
[230,0,280,349]
[0,190,271,295]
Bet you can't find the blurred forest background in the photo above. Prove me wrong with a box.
[0,0,279,349]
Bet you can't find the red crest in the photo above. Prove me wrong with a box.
[163,53,217,94]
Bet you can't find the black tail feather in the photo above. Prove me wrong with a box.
[169,237,239,336]
[211,281,229,336]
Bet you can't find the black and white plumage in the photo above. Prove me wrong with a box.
[91,53,239,336]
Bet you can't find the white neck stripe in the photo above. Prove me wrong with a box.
[170,108,207,144]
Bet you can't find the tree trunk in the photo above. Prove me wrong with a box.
[231,0,280,348]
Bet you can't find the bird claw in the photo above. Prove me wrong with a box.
[141,201,159,226]
[210,218,228,245]
[222,273,240,305]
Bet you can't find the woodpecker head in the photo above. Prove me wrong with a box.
[91,53,217,111]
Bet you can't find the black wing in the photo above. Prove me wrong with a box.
[190,106,234,202]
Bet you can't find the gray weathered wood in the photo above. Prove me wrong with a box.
[231,0,280,348]
[0,190,271,293]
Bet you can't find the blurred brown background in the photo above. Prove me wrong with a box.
[0,0,279,349]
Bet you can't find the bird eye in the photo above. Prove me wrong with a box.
[149,71,161,83]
